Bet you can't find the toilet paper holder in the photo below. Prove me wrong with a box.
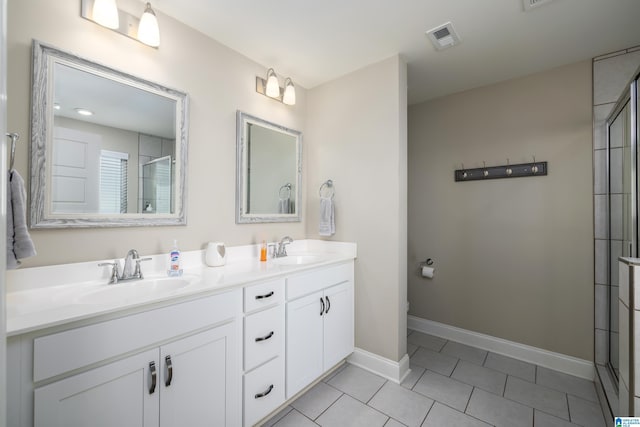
[420,258,434,267]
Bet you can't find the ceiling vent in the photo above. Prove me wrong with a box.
[522,0,555,11]
[425,22,461,51]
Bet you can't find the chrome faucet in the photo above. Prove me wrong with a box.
[98,249,151,284]
[275,236,293,258]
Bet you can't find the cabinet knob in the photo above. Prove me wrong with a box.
[255,331,275,342]
[149,361,157,394]
[165,355,173,387]
[325,296,331,314]
[320,297,325,316]
[254,384,274,399]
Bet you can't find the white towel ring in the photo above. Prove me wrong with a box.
[319,180,335,199]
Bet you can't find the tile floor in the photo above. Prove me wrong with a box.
[260,330,608,427]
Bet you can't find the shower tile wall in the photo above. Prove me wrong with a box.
[593,46,640,412]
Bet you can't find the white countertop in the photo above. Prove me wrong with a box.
[6,240,356,336]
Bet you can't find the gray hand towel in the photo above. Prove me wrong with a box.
[7,169,36,268]
[278,197,290,214]
[319,196,335,237]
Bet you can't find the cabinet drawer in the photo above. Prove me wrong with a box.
[33,289,242,382]
[244,305,284,372]
[243,356,285,427]
[286,262,353,301]
[244,279,284,313]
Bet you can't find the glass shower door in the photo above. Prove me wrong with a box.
[608,97,634,381]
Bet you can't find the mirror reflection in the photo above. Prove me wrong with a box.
[31,41,188,228]
[236,111,302,223]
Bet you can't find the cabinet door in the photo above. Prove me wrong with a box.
[286,291,324,398]
[34,349,159,427]
[160,322,241,427]
[323,281,354,370]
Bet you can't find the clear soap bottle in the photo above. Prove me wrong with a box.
[168,239,183,276]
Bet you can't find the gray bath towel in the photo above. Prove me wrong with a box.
[7,169,36,269]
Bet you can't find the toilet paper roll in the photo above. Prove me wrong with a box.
[421,266,434,279]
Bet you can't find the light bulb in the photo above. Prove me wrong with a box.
[283,78,296,105]
[138,2,160,47]
[265,69,280,98]
[93,0,119,29]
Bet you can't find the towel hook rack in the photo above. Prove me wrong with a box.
[279,183,292,199]
[6,132,19,171]
[319,179,335,199]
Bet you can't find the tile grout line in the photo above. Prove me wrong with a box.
[418,400,435,427]
[365,378,388,405]
[308,390,344,423]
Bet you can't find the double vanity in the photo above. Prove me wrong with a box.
[6,240,356,427]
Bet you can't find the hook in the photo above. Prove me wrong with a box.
[505,158,512,176]
[5,132,19,171]
[531,155,539,174]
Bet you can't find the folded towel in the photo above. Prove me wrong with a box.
[278,197,290,214]
[7,169,36,269]
[319,196,335,237]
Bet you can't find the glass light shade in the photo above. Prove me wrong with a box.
[265,69,280,98]
[93,0,119,29]
[283,78,296,105]
[138,3,160,47]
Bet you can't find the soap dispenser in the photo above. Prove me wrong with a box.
[167,240,183,276]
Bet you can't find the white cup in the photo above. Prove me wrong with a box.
[206,242,226,267]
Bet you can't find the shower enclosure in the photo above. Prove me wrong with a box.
[141,155,173,214]
[605,67,639,391]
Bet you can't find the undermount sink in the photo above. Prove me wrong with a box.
[76,276,194,304]
[272,255,324,266]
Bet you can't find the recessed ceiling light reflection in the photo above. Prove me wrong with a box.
[74,108,94,116]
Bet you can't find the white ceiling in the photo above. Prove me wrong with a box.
[152,0,640,105]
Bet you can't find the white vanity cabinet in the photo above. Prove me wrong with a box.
[242,278,286,427]
[10,289,242,427]
[285,262,354,398]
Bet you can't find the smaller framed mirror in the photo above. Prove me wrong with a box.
[236,111,302,223]
[30,41,189,228]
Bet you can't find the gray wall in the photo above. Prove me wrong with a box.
[408,60,594,360]
[306,56,408,362]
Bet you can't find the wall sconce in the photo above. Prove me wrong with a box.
[256,68,296,106]
[81,0,161,48]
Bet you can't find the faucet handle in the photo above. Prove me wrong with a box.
[134,257,152,279]
[98,260,121,284]
[267,243,277,259]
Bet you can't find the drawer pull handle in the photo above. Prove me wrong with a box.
[255,331,274,342]
[149,361,157,394]
[320,297,325,316]
[165,355,173,387]
[255,291,274,300]
[255,384,274,399]
[325,296,331,314]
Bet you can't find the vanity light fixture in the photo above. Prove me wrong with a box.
[265,68,280,98]
[81,0,161,48]
[92,0,119,29]
[282,78,296,105]
[138,2,160,47]
[256,68,297,106]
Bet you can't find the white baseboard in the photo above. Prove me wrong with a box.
[408,315,595,380]
[347,348,411,384]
